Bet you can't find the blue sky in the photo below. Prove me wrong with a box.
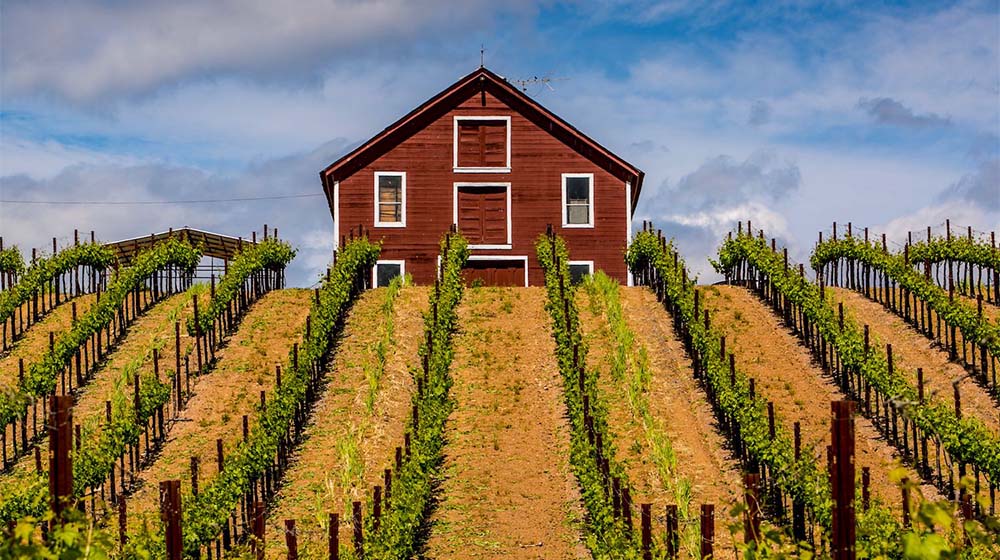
[1,0,997,284]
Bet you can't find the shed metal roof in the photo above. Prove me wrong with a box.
[104,227,254,264]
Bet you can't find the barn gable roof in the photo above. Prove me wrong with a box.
[319,66,644,213]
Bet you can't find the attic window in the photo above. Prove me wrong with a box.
[454,116,511,172]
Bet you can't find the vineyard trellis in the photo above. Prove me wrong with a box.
[0,238,26,293]
[718,226,1000,512]
[0,234,293,530]
[629,226,852,553]
[538,229,655,557]
[0,237,201,476]
[171,236,379,558]
[811,222,999,401]
[905,220,999,304]
[0,232,114,353]
[355,229,468,559]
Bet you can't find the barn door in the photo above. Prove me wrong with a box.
[462,259,525,287]
[456,186,508,245]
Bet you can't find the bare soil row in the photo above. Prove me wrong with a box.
[263,286,426,557]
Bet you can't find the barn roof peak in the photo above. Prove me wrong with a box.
[320,66,644,209]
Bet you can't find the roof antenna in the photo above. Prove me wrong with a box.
[480,44,485,68]
[510,72,568,94]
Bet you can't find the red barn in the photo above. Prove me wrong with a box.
[319,67,644,287]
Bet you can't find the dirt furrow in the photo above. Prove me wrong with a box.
[576,285,742,553]
[830,288,999,433]
[72,288,207,421]
[126,289,312,528]
[621,287,745,544]
[424,287,587,559]
[0,295,97,390]
[265,286,426,557]
[700,285,941,513]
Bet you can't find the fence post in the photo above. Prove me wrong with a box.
[744,473,761,544]
[700,504,714,559]
[160,480,183,560]
[641,503,651,560]
[353,501,363,558]
[285,519,298,560]
[118,496,127,551]
[830,400,856,560]
[665,504,678,559]
[49,395,73,520]
[901,478,911,528]
[252,501,265,560]
[329,512,339,560]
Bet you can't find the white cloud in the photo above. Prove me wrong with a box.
[0,137,142,179]
[1,0,536,101]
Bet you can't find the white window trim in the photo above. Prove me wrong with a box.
[373,259,405,287]
[626,180,633,286]
[453,116,512,173]
[453,182,512,250]
[374,171,406,228]
[561,173,595,229]
[568,260,594,276]
[333,180,341,250]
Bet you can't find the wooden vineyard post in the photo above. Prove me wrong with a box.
[792,421,806,541]
[49,395,73,521]
[328,512,339,560]
[830,400,856,560]
[862,467,871,511]
[744,473,761,544]
[175,322,182,412]
[118,496,127,551]
[700,504,714,559]
[641,503,651,560]
[665,504,679,559]
[901,478,911,528]
[353,500,363,557]
[953,382,962,419]
[252,501,265,560]
[160,480,182,560]
[191,456,199,496]
[285,519,298,560]
[373,485,382,532]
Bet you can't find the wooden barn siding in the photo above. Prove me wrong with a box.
[337,90,629,286]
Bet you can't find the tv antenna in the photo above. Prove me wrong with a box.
[510,73,568,94]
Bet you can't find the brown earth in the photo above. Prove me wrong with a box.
[423,287,587,559]
[126,289,312,529]
[72,288,208,421]
[576,285,742,555]
[622,287,746,551]
[264,286,426,558]
[829,288,999,434]
[873,286,1000,364]
[699,285,941,515]
[0,294,97,390]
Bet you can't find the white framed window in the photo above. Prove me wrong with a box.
[453,116,511,173]
[374,172,406,227]
[562,173,594,228]
[567,260,594,285]
[373,260,404,288]
[453,182,512,249]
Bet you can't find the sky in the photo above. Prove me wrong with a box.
[1,0,998,285]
